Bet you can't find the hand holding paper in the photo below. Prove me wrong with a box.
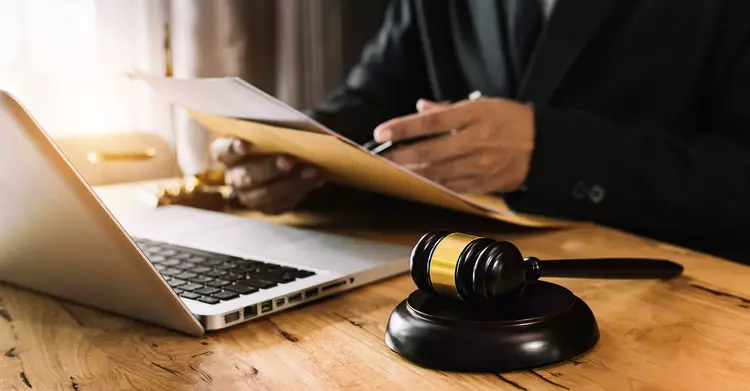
[211,137,324,214]
[141,74,577,228]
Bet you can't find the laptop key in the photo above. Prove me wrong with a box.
[226,272,245,281]
[231,265,256,274]
[292,270,316,278]
[175,272,198,280]
[180,283,204,292]
[206,270,228,278]
[174,253,193,260]
[153,264,168,271]
[246,265,271,274]
[180,292,201,300]
[237,277,277,290]
[213,255,243,262]
[241,260,267,268]
[161,250,178,256]
[148,255,167,263]
[190,275,214,284]
[175,247,217,257]
[174,262,196,270]
[203,259,224,267]
[224,284,258,295]
[161,268,182,276]
[160,259,181,267]
[195,286,221,295]
[216,262,237,270]
[190,266,212,274]
[173,288,184,294]
[254,272,296,284]
[198,296,220,305]
[206,279,231,288]
[167,278,186,288]
[211,291,239,301]
[189,256,208,264]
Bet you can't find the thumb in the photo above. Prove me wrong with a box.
[416,98,449,113]
[212,137,252,167]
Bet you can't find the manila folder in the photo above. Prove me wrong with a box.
[142,74,577,228]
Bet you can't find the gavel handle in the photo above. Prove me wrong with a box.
[538,258,684,280]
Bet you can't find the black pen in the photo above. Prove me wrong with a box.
[365,91,483,155]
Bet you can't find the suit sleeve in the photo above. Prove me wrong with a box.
[305,0,433,145]
[505,32,750,256]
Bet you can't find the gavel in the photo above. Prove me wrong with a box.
[410,230,684,304]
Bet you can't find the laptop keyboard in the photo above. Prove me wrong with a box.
[133,238,316,305]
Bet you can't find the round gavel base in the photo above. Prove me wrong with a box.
[385,281,599,372]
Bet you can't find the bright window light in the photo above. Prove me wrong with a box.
[0,0,169,139]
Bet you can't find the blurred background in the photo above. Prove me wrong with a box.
[0,0,389,184]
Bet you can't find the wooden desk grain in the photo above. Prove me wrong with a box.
[2,183,750,390]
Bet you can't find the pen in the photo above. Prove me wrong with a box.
[365,91,483,155]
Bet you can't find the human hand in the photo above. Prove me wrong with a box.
[374,98,535,194]
[211,137,324,214]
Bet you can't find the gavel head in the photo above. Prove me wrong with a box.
[410,230,537,304]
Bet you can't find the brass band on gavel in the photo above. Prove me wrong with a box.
[410,230,530,304]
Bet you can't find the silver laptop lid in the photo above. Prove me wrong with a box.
[0,91,204,336]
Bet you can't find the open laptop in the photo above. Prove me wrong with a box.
[0,91,411,336]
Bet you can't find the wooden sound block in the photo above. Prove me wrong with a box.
[385,281,599,372]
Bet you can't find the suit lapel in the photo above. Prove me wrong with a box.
[419,0,514,99]
[518,0,618,103]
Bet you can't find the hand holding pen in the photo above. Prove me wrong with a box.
[364,91,484,156]
[369,92,536,194]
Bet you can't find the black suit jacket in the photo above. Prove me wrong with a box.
[308,0,750,263]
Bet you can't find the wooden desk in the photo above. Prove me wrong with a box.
[2,182,750,390]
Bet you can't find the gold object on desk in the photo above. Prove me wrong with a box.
[156,175,227,211]
[86,148,158,164]
[54,133,179,186]
[194,169,227,187]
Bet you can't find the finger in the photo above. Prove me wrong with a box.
[411,153,501,183]
[212,137,252,167]
[225,155,296,188]
[374,100,478,143]
[384,126,476,165]
[235,167,323,210]
[416,99,449,113]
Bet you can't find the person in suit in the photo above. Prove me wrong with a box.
[212,0,750,262]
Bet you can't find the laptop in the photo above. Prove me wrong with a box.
[0,91,412,336]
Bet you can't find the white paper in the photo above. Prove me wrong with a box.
[137,73,335,135]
